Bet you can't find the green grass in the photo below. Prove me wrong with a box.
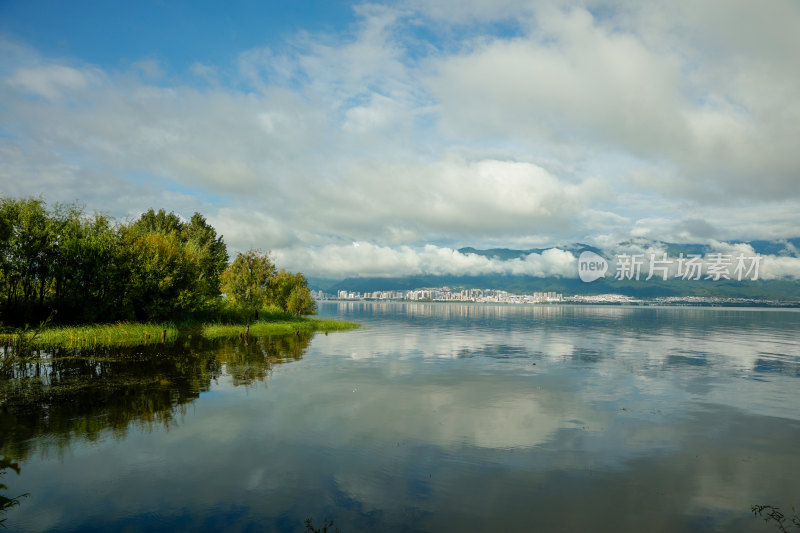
[2,322,180,349]
[1,314,359,349]
[201,317,360,339]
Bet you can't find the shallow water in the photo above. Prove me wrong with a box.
[2,302,799,532]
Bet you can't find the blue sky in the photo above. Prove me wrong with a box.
[0,1,355,69]
[2,0,800,278]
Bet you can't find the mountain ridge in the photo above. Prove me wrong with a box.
[308,238,800,300]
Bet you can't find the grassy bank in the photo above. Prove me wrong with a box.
[201,317,360,339]
[2,322,181,349]
[1,314,359,350]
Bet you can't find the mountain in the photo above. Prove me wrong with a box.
[457,243,602,260]
[308,238,800,300]
[321,275,800,300]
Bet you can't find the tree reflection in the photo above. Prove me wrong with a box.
[0,456,28,528]
[0,333,312,463]
[0,332,312,526]
[213,333,312,387]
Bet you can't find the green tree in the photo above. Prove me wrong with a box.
[50,204,121,323]
[0,197,336,327]
[0,197,52,320]
[286,284,316,316]
[129,208,183,235]
[272,270,316,315]
[118,209,228,321]
[183,213,228,303]
[0,198,19,311]
[220,250,277,321]
[119,229,202,321]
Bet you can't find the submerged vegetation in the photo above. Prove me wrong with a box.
[753,504,800,532]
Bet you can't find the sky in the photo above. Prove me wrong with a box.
[1,0,799,279]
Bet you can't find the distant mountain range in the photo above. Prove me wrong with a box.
[309,238,800,301]
[458,238,800,260]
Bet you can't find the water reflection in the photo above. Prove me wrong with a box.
[0,332,313,524]
[0,334,312,462]
[2,304,800,532]
[322,302,800,378]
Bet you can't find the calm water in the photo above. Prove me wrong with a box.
[2,302,799,532]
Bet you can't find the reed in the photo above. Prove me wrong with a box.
[201,317,360,339]
[1,322,179,349]
[1,317,358,349]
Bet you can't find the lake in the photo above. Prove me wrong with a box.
[2,302,799,532]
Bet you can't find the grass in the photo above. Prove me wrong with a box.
[201,316,360,339]
[1,312,359,350]
[1,322,180,349]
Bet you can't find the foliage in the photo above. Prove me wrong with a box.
[286,284,316,316]
[0,313,54,372]
[272,270,316,316]
[220,250,277,321]
[753,504,800,532]
[219,252,317,319]
[119,209,228,321]
[0,196,325,331]
[0,197,228,325]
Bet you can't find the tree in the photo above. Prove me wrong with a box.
[286,284,316,316]
[50,205,120,323]
[220,250,277,321]
[129,208,183,235]
[0,196,327,326]
[118,229,202,321]
[184,213,228,303]
[117,209,229,321]
[0,197,52,321]
[272,270,316,315]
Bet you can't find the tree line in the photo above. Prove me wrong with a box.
[0,196,315,326]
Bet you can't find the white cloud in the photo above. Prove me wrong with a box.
[422,1,800,202]
[1,1,799,280]
[273,242,577,278]
[133,58,165,79]
[7,64,92,100]
[759,255,800,280]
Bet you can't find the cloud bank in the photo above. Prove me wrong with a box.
[1,0,799,278]
[276,244,577,278]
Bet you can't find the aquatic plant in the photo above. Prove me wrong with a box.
[753,504,800,532]
[201,317,359,340]
[304,517,339,533]
[0,457,29,529]
[2,321,179,350]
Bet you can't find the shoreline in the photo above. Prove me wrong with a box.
[1,316,361,350]
[321,298,800,308]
